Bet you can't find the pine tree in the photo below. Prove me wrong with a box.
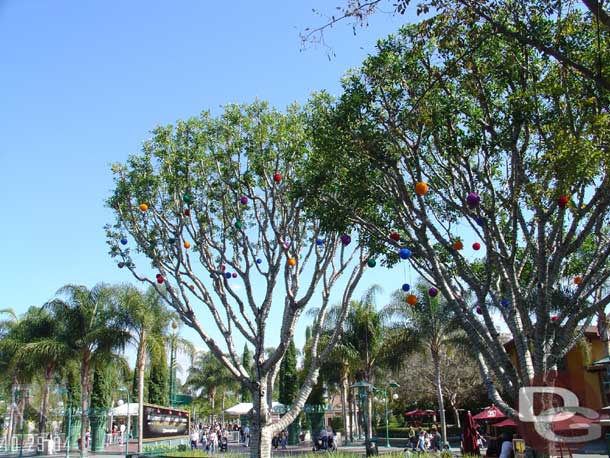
[278,340,298,406]
[240,345,252,402]
[148,346,169,406]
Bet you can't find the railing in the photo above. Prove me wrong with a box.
[0,433,67,455]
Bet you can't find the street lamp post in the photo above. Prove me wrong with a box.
[118,388,130,458]
[383,381,400,448]
[56,387,72,458]
[350,381,373,452]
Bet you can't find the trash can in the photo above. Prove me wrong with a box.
[366,438,379,456]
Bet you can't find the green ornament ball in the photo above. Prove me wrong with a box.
[183,193,193,204]
[234,220,243,230]
[367,258,377,268]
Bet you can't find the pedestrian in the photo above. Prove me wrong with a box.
[430,426,442,452]
[416,429,427,452]
[280,430,287,449]
[498,433,513,458]
[190,430,198,450]
[244,425,250,447]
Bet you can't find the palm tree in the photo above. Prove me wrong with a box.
[48,284,131,457]
[118,285,177,453]
[185,351,238,421]
[19,306,71,434]
[382,283,466,447]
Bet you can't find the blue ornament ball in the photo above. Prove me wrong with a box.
[402,283,410,292]
[399,248,412,259]
[225,272,231,279]
[316,238,324,246]
[475,217,486,226]
[501,298,509,308]
[256,258,262,264]
[120,237,128,245]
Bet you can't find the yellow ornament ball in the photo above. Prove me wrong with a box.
[288,258,297,267]
[184,241,191,249]
[415,182,429,196]
[139,203,148,212]
[406,294,418,306]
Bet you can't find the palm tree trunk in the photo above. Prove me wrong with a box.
[432,350,448,446]
[39,365,53,433]
[136,329,146,453]
[7,375,17,448]
[340,368,349,443]
[80,354,90,458]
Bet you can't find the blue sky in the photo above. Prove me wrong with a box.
[0,1,414,359]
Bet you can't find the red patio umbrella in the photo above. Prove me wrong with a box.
[493,418,517,428]
[473,405,507,421]
[463,411,480,455]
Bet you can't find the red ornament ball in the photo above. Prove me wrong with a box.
[184,209,191,216]
[551,315,559,322]
[156,276,164,284]
[390,232,401,241]
[273,173,282,183]
[473,242,481,250]
[558,195,568,209]
[220,264,226,271]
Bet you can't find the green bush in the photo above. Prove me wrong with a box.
[330,416,344,433]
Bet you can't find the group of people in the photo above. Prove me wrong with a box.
[271,429,288,450]
[189,422,251,452]
[406,426,444,453]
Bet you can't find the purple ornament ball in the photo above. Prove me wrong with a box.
[467,192,481,208]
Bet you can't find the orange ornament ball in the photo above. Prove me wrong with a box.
[453,241,464,250]
[406,294,418,306]
[139,203,148,212]
[184,241,191,249]
[574,276,583,285]
[415,182,429,196]
[288,258,296,267]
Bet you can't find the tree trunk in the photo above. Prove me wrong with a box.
[80,355,90,458]
[432,351,448,446]
[136,328,146,453]
[39,365,53,433]
[340,368,350,443]
[250,382,272,458]
[366,393,373,441]
[347,387,354,442]
[453,406,461,429]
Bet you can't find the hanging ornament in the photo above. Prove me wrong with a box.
[273,173,282,183]
[399,248,412,259]
[402,283,411,292]
[183,194,193,204]
[367,258,377,268]
[288,258,297,267]
[139,203,149,212]
[156,274,164,284]
[406,294,418,305]
[220,264,226,271]
[574,276,583,285]
[231,272,237,278]
[476,306,483,315]
[390,232,401,241]
[184,241,191,249]
[120,237,128,245]
[284,241,290,249]
[466,192,481,208]
[558,195,568,209]
[453,241,464,250]
[551,315,559,322]
[428,287,438,297]
[341,234,351,245]
[189,284,195,290]
[475,217,485,226]
[501,298,510,308]
[240,196,248,205]
[234,220,243,230]
[256,258,262,264]
[225,272,231,279]
[415,182,429,196]
[184,209,191,217]
[118,262,125,269]
[472,242,481,251]
[315,238,324,246]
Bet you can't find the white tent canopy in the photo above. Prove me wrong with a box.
[110,402,139,417]
[224,402,284,416]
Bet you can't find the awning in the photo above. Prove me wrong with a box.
[593,356,610,365]
[110,403,139,417]
[224,402,284,416]
[473,405,506,421]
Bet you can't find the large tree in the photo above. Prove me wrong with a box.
[300,15,610,429]
[106,102,368,458]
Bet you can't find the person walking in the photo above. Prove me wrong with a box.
[280,430,288,450]
[190,430,198,450]
[416,429,427,452]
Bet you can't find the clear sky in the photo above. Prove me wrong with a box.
[0,1,419,360]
